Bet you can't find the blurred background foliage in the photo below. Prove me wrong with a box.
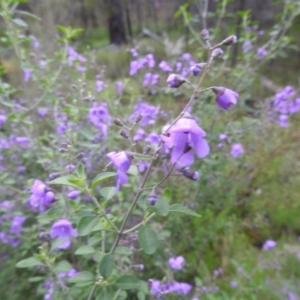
[1,0,300,299]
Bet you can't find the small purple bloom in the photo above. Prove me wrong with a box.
[10,215,26,234]
[96,79,105,92]
[278,115,289,127]
[37,108,48,117]
[159,61,172,72]
[230,280,238,288]
[0,115,7,127]
[219,133,227,141]
[50,219,78,249]
[262,239,276,251]
[107,151,132,192]
[23,69,32,82]
[166,113,210,168]
[145,132,160,144]
[230,143,244,157]
[146,53,155,68]
[168,256,185,270]
[116,81,123,94]
[167,74,186,88]
[133,128,145,142]
[257,48,268,60]
[242,40,252,53]
[67,190,80,200]
[213,87,239,110]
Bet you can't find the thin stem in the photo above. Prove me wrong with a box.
[123,213,156,234]
[87,283,97,300]
[90,195,119,233]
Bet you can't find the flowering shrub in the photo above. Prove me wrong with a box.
[1,0,300,299]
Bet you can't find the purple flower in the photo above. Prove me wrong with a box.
[167,74,186,88]
[213,87,239,110]
[219,133,227,141]
[28,180,55,213]
[278,115,289,127]
[262,239,276,251]
[29,35,40,49]
[151,74,160,85]
[230,280,238,288]
[96,79,105,92]
[166,113,210,168]
[242,40,252,53]
[88,103,111,138]
[0,115,7,127]
[172,282,192,295]
[257,48,268,60]
[77,65,87,72]
[190,65,202,76]
[129,102,159,126]
[182,53,191,61]
[150,280,161,297]
[10,215,26,234]
[67,190,80,200]
[145,132,160,144]
[168,256,185,270]
[133,128,145,142]
[146,53,155,68]
[143,73,152,87]
[129,60,139,76]
[107,151,132,192]
[37,108,48,117]
[58,268,77,278]
[159,61,172,72]
[23,69,32,82]
[230,143,244,157]
[50,219,77,249]
[116,81,123,94]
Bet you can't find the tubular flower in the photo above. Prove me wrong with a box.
[107,151,132,192]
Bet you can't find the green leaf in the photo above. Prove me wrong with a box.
[88,236,103,246]
[13,18,28,28]
[77,216,100,236]
[48,175,85,190]
[138,226,158,255]
[92,172,116,190]
[68,271,94,284]
[127,165,138,176]
[99,254,114,278]
[115,275,141,290]
[96,289,113,300]
[28,276,44,282]
[137,292,146,300]
[51,238,68,251]
[15,10,41,21]
[75,245,95,255]
[169,204,201,217]
[16,257,43,268]
[100,187,116,201]
[151,197,169,216]
[53,260,72,274]
[114,246,133,256]
[76,163,86,178]
[162,188,172,202]
[132,153,152,161]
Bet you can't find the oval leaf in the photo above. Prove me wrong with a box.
[114,246,133,256]
[92,172,117,190]
[96,289,113,300]
[68,271,94,283]
[151,197,169,216]
[99,254,114,278]
[115,275,141,290]
[75,245,95,255]
[48,175,84,190]
[169,204,201,217]
[16,257,43,268]
[138,226,158,255]
[77,216,100,236]
[100,187,116,201]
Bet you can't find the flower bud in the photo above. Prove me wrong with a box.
[181,168,199,181]
[143,145,151,155]
[166,74,186,88]
[65,164,75,172]
[212,87,238,110]
[190,63,206,76]
[220,35,238,46]
[200,29,210,42]
[114,118,124,127]
[119,129,129,139]
[211,48,224,59]
[134,114,143,123]
[49,173,60,180]
[148,192,158,205]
